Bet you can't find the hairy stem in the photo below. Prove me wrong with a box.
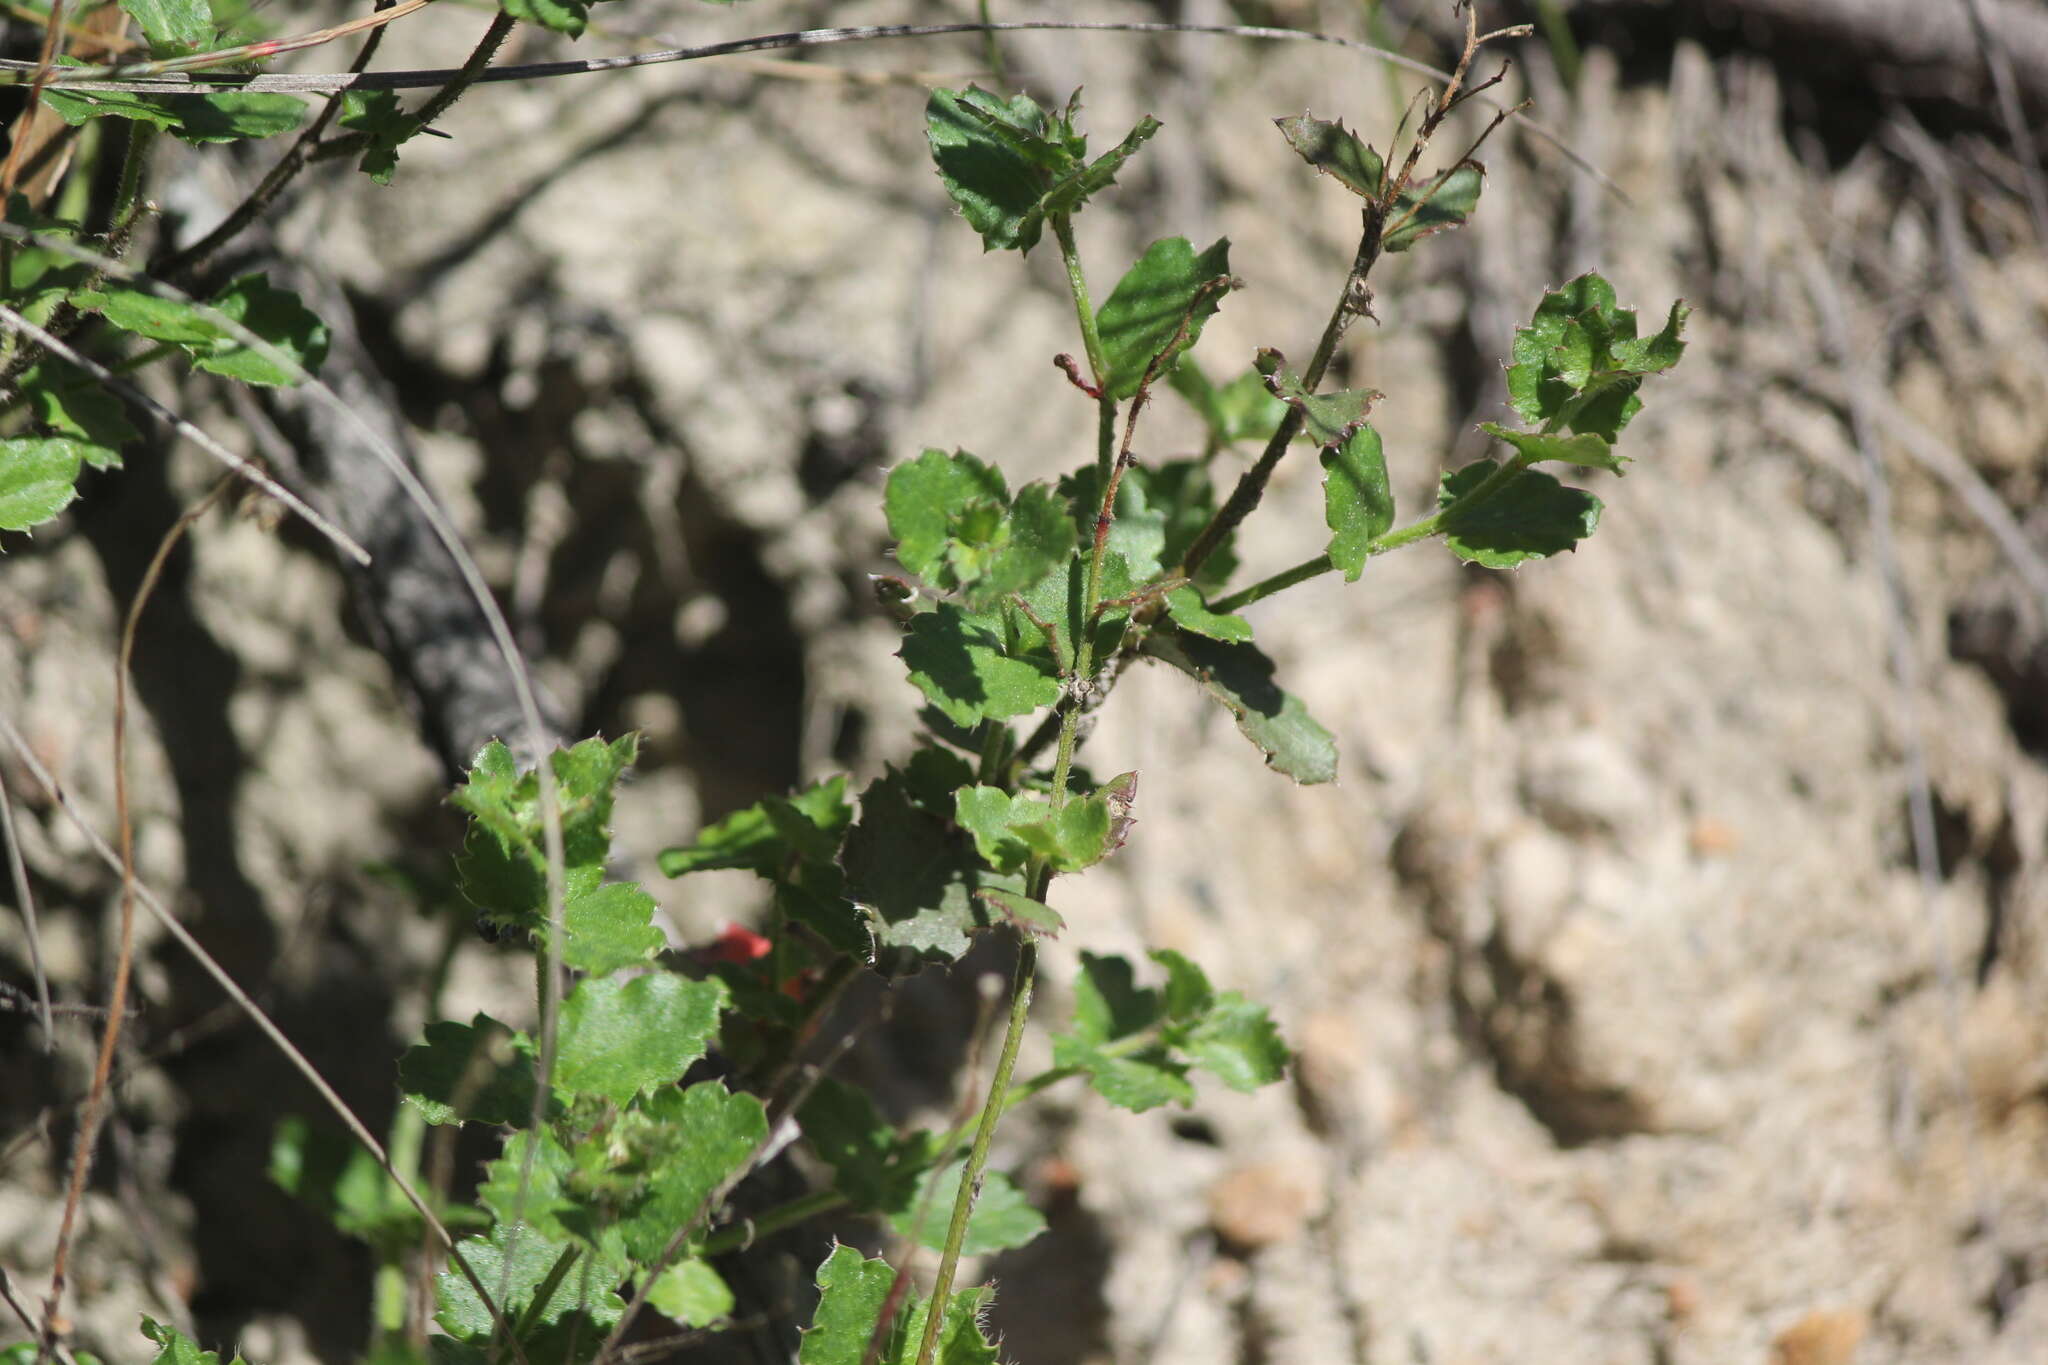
[1053,213,1109,399]
[913,940,1035,1365]
[1209,553,1334,615]
[108,122,155,235]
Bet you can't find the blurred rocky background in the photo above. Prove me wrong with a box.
[4,1,2048,1362]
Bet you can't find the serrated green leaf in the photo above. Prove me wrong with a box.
[435,1222,623,1342]
[1068,952,1162,1044]
[1504,274,1688,440]
[560,881,664,975]
[777,775,857,860]
[1323,424,1393,581]
[658,800,777,877]
[140,1319,225,1365]
[42,84,306,143]
[1059,465,1164,581]
[917,1286,1001,1365]
[957,86,1080,169]
[797,1077,904,1210]
[338,90,420,184]
[659,775,850,877]
[955,786,1032,872]
[1051,956,1199,1110]
[3,202,91,327]
[1258,350,1382,448]
[1143,633,1337,785]
[20,363,136,467]
[1040,114,1160,217]
[39,82,182,132]
[927,86,1056,253]
[899,603,1062,728]
[477,1129,579,1239]
[1178,993,1291,1092]
[1012,795,1112,871]
[1055,952,1286,1107]
[398,1014,538,1127]
[1478,423,1626,474]
[555,972,728,1105]
[953,786,1113,875]
[891,1161,1048,1254]
[799,1247,897,1365]
[0,437,83,531]
[1148,951,1290,1094]
[4,1346,100,1365]
[1276,113,1384,197]
[799,1247,998,1365]
[1016,549,1134,671]
[71,284,220,343]
[501,0,594,38]
[778,873,869,958]
[615,1082,767,1262]
[455,736,638,922]
[975,886,1064,937]
[1610,299,1689,376]
[73,274,327,386]
[886,449,1073,607]
[121,0,213,53]
[194,273,329,385]
[841,770,996,967]
[887,447,1008,581]
[168,92,307,144]
[1385,163,1484,252]
[1437,459,1603,568]
[647,1260,733,1328]
[1170,358,1289,451]
[1054,1042,1196,1111]
[967,481,1072,607]
[1150,949,1214,1021]
[1096,236,1233,400]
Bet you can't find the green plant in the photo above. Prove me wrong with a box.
[1,4,1684,1363]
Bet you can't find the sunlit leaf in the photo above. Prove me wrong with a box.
[1097,236,1233,400]
[1322,424,1393,580]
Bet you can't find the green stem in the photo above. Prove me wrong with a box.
[1048,711,1083,814]
[699,1189,848,1258]
[1055,212,1119,488]
[1000,1032,1157,1114]
[1209,554,1333,615]
[976,722,1008,786]
[1052,214,1108,397]
[914,940,1036,1365]
[511,1245,580,1341]
[109,122,156,235]
[1208,451,1539,614]
[1042,208,1123,802]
